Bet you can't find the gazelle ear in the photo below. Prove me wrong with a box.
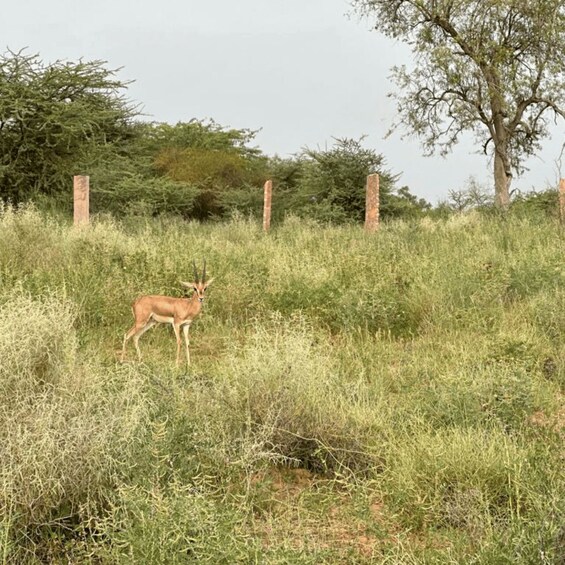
[204,278,214,288]
[180,281,196,288]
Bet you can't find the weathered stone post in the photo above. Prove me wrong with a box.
[263,179,273,232]
[364,173,380,232]
[73,175,89,226]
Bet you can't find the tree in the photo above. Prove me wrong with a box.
[280,137,429,222]
[295,138,397,222]
[149,120,268,219]
[352,0,565,209]
[446,176,494,212]
[0,50,137,202]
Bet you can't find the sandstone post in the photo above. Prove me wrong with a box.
[263,179,273,232]
[365,173,380,232]
[73,175,89,226]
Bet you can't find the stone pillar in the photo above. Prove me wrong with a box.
[365,173,380,232]
[73,175,89,226]
[263,179,273,232]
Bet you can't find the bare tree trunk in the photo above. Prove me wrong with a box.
[494,148,511,210]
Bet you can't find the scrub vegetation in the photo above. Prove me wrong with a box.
[0,204,563,563]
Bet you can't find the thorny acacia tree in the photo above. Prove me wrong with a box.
[0,50,137,202]
[352,0,565,209]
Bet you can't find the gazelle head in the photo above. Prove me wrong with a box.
[181,260,214,303]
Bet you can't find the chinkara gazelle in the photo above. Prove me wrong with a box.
[121,260,213,367]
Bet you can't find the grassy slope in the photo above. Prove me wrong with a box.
[0,205,563,563]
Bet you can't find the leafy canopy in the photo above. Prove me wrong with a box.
[0,51,428,223]
[269,138,429,223]
[0,49,137,202]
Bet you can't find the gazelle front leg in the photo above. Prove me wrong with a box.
[173,322,183,367]
[182,323,191,367]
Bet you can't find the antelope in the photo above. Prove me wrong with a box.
[121,260,213,367]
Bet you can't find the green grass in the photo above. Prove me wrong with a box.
[0,203,563,563]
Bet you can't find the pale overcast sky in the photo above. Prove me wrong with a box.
[2,0,564,203]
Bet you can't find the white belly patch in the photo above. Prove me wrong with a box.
[152,314,175,324]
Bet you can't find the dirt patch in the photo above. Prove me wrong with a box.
[529,394,565,432]
[248,466,387,559]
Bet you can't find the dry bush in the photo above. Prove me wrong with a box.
[192,315,382,476]
[0,293,149,557]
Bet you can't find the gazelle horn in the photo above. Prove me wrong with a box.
[202,259,207,283]
[192,260,200,283]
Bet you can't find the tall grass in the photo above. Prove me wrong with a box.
[0,203,563,563]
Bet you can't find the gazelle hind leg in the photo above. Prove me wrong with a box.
[121,325,139,362]
[132,319,157,361]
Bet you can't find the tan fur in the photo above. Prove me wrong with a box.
[121,279,213,367]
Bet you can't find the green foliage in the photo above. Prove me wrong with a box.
[98,482,258,564]
[0,290,149,563]
[296,137,389,222]
[143,119,261,157]
[1,205,564,563]
[97,172,200,218]
[155,146,256,218]
[96,132,429,223]
[28,117,268,220]
[0,49,269,220]
[268,138,429,223]
[0,49,137,203]
[0,49,427,224]
[145,120,267,219]
[197,316,379,475]
[510,187,560,220]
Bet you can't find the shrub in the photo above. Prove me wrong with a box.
[0,205,563,562]
[0,293,149,560]
[188,316,382,476]
[97,482,257,564]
